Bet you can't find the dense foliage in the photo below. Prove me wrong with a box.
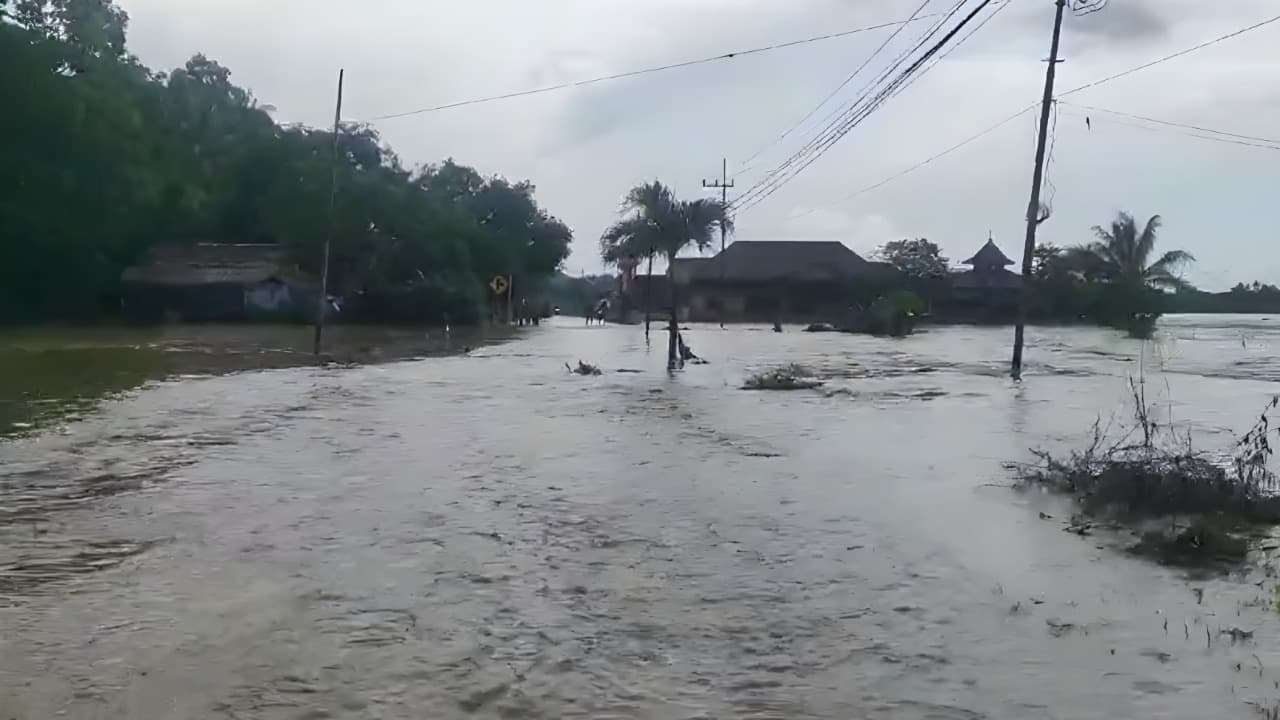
[877,238,949,279]
[1,0,571,323]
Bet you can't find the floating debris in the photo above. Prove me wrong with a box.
[565,361,602,376]
[742,364,824,391]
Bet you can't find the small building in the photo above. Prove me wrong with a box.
[948,236,1022,321]
[121,244,317,322]
[668,241,894,322]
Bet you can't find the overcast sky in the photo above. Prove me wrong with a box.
[117,0,1279,289]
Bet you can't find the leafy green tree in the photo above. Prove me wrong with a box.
[601,181,731,368]
[0,0,572,324]
[877,238,949,279]
[1032,243,1066,280]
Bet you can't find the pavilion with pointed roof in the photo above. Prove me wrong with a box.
[948,234,1022,321]
[963,236,1016,273]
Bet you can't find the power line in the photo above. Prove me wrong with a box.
[369,16,948,121]
[733,0,978,210]
[791,103,1037,218]
[1058,12,1280,98]
[890,0,1017,100]
[1061,106,1280,152]
[791,12,1280,211]
[1061,102,1280,146]
[737,0,937,173]
[732,0,995,215]
[737,0,994,212]
[737,0,968,186]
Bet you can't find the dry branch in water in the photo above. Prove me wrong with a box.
[1016,384,1280,565]
[742,364,824,391]
[565,361,602,376]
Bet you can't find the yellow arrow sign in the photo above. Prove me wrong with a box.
[489,275,509,295]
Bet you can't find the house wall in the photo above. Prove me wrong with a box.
[124,281,312,322]
[681,283,853,323]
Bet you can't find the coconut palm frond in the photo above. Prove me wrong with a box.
[600,216,656,266]
[1147,249,1195,276]
[1135,214,1163,266]
[1068,211,1194,292]
[1147,271,1195,293]
[677,198,732,255]
[622,181,674,218]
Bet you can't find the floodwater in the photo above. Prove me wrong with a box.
[3,315,1280,719]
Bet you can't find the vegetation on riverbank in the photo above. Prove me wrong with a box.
[2,0,571,325]
[1017,382,1280,567]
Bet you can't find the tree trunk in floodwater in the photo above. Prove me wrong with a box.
[667,279,680,370]
[644,251,654,344]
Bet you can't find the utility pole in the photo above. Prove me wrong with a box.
[313,68,344,356]
[702,158,734,328]
[1011,0,1066,379]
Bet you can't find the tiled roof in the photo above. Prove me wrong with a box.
[963,239,1015,267]
[679,241,870,282]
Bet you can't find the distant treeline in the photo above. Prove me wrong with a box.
[1,0,571,324]
[1164,283,1280,315]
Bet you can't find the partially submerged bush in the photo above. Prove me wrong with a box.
[1018,384,1280,565]
[837,290,925,337]
[743,364,824,391]
[1125,312,1160,339]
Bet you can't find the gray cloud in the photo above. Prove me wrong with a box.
[1065,0,1170,43]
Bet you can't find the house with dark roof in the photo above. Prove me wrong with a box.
[946,236,1022,321]
[121,244,317,321]
[649,240,894,322]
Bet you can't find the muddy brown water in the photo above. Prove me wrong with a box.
[3,315,1280,718]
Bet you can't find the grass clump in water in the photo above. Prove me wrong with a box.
[742,364,824,391]
[1017,382,1280,567]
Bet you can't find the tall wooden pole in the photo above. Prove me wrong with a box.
[314,68,344,355]
[702,158,734,328]
[1011,0,1066,379]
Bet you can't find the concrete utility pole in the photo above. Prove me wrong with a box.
[1011,0,1066,379]
[314,68,344,356]
[703,158,734,328]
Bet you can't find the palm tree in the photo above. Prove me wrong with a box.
[1064,212,1194,335]
[600,181,732,369]
[1067,212,1194,290]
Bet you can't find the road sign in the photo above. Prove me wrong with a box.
[489,275,509,295]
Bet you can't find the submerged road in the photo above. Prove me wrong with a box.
[3,316,1280,718]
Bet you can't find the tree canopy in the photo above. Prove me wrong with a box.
[877,238,949,279]
[1065,213,1194,292]
[599,181,731,266]
[0,0,571,323]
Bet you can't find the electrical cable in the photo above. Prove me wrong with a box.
[732,0,977,209]
[1061,102,1280,146]
[737,0,937,173]
[369,16,953,121]
[790,12,1280,211]
[1060,106,1280,152]
[1058,13,1280,98]
[732,0,994,215]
